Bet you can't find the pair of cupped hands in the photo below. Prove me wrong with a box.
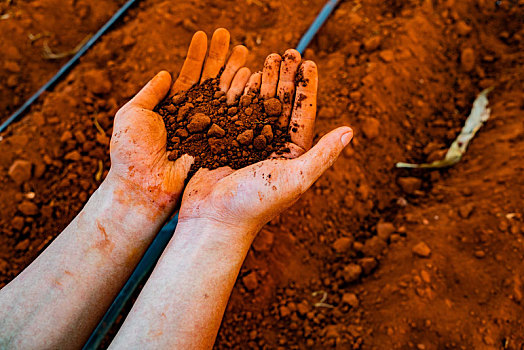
[109,28,353,240]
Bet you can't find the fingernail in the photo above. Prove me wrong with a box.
[157,70,170,80]
[341,131,353,146]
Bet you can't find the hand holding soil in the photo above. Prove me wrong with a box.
[112,27,353,236]
[176,51,353,240]
[108,28,249,216]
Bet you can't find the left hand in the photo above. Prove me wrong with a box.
[178,50,353,242]
[108,29,250,217]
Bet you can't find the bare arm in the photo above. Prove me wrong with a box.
[110,219,251,349]
[0,173,173,349]
[0,71,194,349]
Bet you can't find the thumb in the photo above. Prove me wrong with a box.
[294,126,353,189]
[127,70,172,110]
[163,154,194,195]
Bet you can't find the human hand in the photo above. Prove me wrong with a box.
[178,50,353,241]
[108,29,250,217]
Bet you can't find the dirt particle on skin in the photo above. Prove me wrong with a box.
[282,91,291,105]
[295,93,307,108]
[282,51,298,62]
[294,66,309,88]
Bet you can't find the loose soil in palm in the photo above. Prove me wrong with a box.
[156,77,289,176]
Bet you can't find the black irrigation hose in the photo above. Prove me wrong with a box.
[0,0,141,134]
[296,0,341,54]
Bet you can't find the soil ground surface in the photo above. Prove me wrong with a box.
[1,0,523,349]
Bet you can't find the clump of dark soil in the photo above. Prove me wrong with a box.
[156,77,289,175]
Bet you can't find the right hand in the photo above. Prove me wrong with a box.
[108,29,250,221]
[178,50,353,242]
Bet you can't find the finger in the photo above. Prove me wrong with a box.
[200,28,230,82]
[289,60,318,150]
[260,54,282,99]
[276,49,301,128]
[171,31,208,95]
[227,67,251,105]
[243,71,262,95]
[161,153,195,195]
[294,126,353,190]
[127,71,172,110]
[219,45,249,92]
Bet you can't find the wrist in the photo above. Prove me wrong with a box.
[175,217,258,251]
[104,170,176,218]
[88,173,171,241]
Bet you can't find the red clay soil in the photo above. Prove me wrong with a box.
[0,0,122,122]
[157,79,290,175]
[1,0,523,349]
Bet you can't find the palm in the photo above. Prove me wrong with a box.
[110,102,185,195]
[179,51,352,236]
[180,158,304,234]
[108,29,250,212]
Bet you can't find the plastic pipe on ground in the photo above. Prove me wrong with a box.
[296,0,341,54]
[0,0,141,134]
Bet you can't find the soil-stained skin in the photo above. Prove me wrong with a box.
[0,0,523,348]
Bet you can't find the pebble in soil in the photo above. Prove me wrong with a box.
[155,77,290,176]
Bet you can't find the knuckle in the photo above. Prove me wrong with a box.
[178,74,196,86]
[207,52,224,61]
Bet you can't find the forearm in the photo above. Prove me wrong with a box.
[0,172,170,349]
[110,219,253,349]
